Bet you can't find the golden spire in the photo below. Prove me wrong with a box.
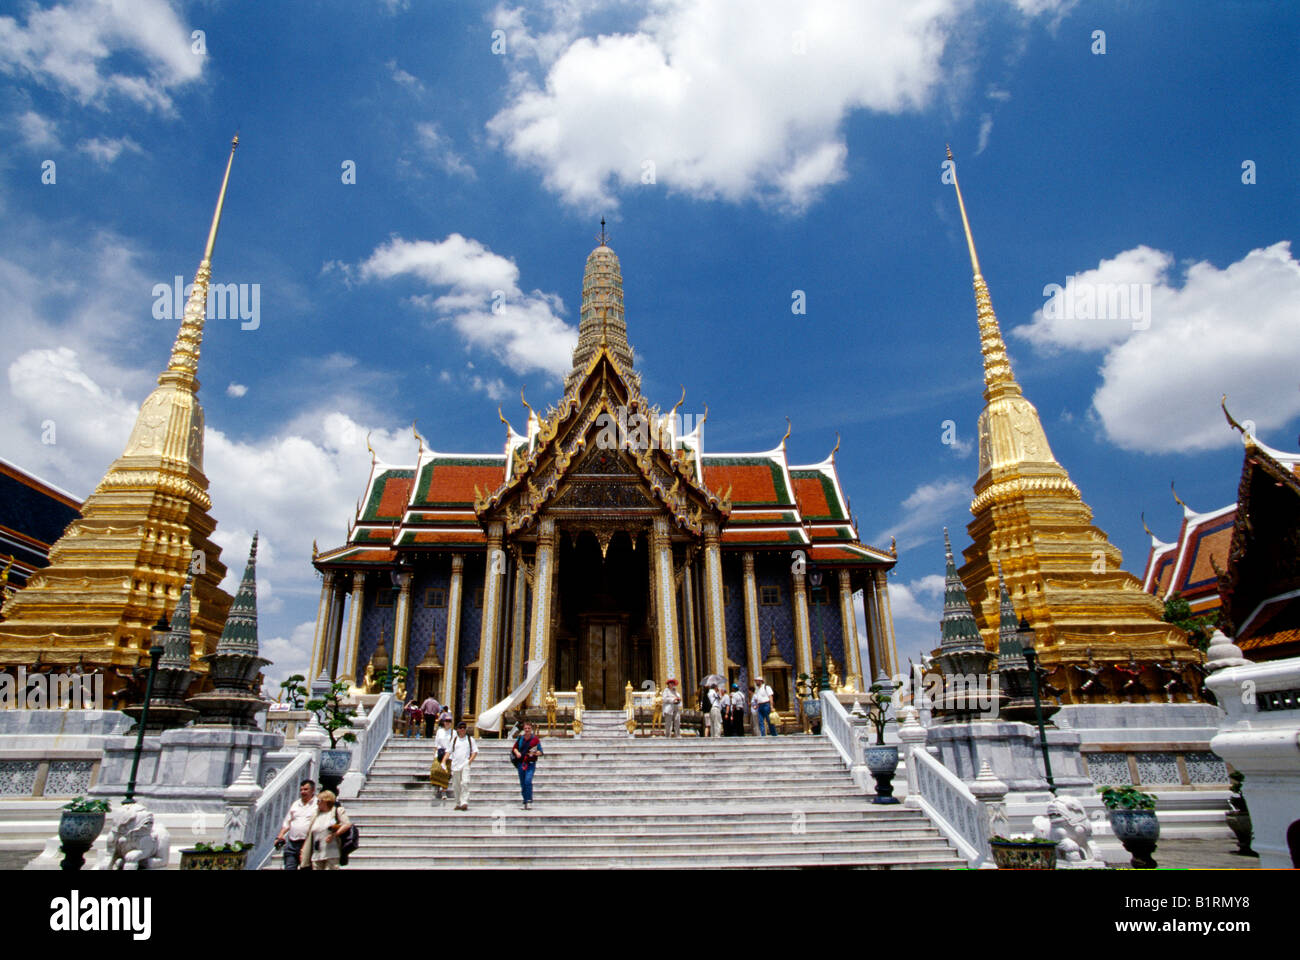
[161,134,239,393]
[946,146,1020,403]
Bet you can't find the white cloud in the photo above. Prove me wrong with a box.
[975,113,993,154]
[77,135,143,165]
[874,477,969,553]
[226,382,248,398]
[0,0,205,112]
[17,109,59,149]
[415,122,476,179]
[386,59,424,93]
[1013,241,1300,452]
[486,0,1059,210]
[358,234,577,379]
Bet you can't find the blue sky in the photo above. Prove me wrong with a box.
[2,0,1297,685]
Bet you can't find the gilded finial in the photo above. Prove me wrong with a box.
[1221,394,1252,441]
[0,554,12,586]
[698,403,708,429]
[890,536,897,557]
[1141,511,1157,540]
[412,420,425,459]
[1170,480,1188,510]
[161,133,240,391]
[366,430,376,463]
[946,144,1020,400]
[780,417,792,447]
[520,385,535,423]
[498,406,517,436]
[668,385,686,421]
[829,432,840,459]
[312,540,319,560]
[597,217,609,246]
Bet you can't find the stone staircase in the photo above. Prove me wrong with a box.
[337,710,965,869]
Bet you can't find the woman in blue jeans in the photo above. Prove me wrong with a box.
[511,721,544,810]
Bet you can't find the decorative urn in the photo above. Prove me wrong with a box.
[319,748,352,794]
[863,744,900,804]
[58,801,109,871]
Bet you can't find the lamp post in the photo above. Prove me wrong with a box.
[808,568,831,693]
[1019,617,1056,795]
[124,615,168,805]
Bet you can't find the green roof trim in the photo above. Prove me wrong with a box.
[790,469,847,520]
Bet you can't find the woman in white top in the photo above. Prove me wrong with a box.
[301,790,351,870]
[432,715,455,799]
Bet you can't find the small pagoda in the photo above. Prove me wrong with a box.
[930,529,1004,721]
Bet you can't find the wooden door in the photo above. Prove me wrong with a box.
[584,619,624,708]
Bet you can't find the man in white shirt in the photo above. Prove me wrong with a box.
[432,715,455,799]
[443,720,478,810]
[708,685,723,738]
[752,676,776,736]
[274,779,318,870]
[662,679,682,737]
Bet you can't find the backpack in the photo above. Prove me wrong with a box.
[335,807,359,865]
[512,736,540,768]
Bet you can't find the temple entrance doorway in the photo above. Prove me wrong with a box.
[557,528,650,708]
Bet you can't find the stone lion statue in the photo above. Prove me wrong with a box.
[97,803,171,870]
[1032,796,1100,864]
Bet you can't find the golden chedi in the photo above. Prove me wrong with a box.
[0,138,242,695]
[945,148,1197,704]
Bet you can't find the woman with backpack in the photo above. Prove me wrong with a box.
[300,790,352,870]
[511,720,544,810]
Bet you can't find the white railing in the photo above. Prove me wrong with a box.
[350,692,395,777]
[242,750,313,871]
[908,747,990,867]
[820,691,857,771]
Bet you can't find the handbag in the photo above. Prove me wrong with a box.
[429,762,451,788]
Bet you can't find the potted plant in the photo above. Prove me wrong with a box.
[307,679,358,793]
[989,834,1058,869]
[1225,771,1256,857]
[58,796,110,871]
[179,840,252,871]
[1099,785,1159,868]
[862,686,900,804]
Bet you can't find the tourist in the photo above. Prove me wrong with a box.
[444,720,478,810]
[274,778,317,870]
[752,676,776,736]
[729,683,746,736]
[420,693,441,738]
[708,684,723,738]
[432,715,455,799]
[404,698,423,738]
[301,790,351,870]
[511,720,544,810]
[662,678,682,737]
[748,686,760,736]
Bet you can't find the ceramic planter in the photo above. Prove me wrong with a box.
[179,847,251,870]
[990,839,1058,869]
[58,810,106,871]
[319,748,352,793]
[1109,808,1160,868]
[863,744,900,804]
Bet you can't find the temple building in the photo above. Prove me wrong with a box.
[944,149,1200,703]
[0,138,240,694]
[310,236,900,722]
[0,458,82,598]
[1209,413,1300,662]
[1141,492,1236,621]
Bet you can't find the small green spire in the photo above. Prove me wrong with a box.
[216,532,259,656]
[939,528,983,652]
[159,576,194,671]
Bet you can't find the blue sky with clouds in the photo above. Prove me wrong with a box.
[2,0,1297,685]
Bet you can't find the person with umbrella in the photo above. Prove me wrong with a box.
[701,674,725,738]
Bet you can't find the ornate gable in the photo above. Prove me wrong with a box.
[475,347,728,537]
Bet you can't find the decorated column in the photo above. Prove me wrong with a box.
[442,554,465,710]
[863,574,882,680]
[839,568,863,686]
[652,516,681,686]
[476,523,506,718]
[876,569,899,677]
[309,570,336,679]
[509,551,528,690]
[701,520,727,676]
[392,570,413,681]
[742,552,762,686]
[791,569,813,682]
[337,571,366,684]
[680,551,698,691]
[528,518,557,706]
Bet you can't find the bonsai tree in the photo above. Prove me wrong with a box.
[279,674,307,709]
[1098,785,1157,810]
[865,685,892,745]
[1162,594,1216,653]
[306,679,359,750]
